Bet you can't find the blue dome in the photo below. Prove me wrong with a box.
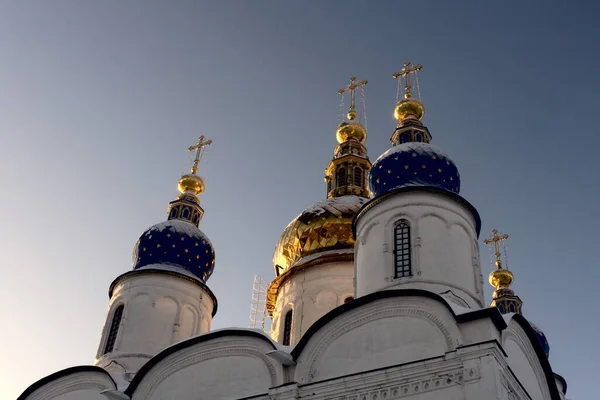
[132,219,215,283]
[369,142,460,197]
[530,322,550,358]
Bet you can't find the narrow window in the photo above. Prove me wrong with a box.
[282,310,293,346]
[393,220,412,278]
[353,167,363,187]
[336,168,347,187]
[104,305,124,354]
[344,296,354,304]
[415,133,423,142]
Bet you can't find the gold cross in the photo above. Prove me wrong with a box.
[188,135,212,175]
[483,229,509,268]
[338,76,368,119]
[393,61,423,99]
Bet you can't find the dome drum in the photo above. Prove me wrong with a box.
[391,122,432,145]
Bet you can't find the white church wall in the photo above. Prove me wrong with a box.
[355,191,484,308]
[294,295,462,384]
[19,369,116,400]
[95,271,215,383]
[503,318,551,400]
[270,260,354,345]
[130,332,283,400]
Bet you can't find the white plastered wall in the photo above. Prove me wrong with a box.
[354,191,484,308]
[270,260,354,346]
[94,271,215,387]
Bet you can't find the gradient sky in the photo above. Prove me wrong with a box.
[1,1,598,399]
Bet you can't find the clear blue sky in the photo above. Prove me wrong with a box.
[1,1,597,398]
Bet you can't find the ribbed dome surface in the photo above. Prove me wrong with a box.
[273,195,367,274]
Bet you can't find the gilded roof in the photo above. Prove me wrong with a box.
[273,195,368,274]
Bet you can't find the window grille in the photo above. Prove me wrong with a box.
[336,168,347,187]
[282,310,293,345]
[354,167,363,187]
[104,305,124,354]
[394,221,412,278]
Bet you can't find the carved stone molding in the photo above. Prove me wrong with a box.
[132,338,280,399]
[26,372,115,400]
[503,322,550,400]
[297,298,460,382]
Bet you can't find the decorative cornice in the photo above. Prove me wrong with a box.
[17,366,116,400]
[125,329,278,396]
[291,289,506,361]
[353,186,481,238]
[108,268,218,317]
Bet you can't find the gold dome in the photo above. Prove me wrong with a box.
[178,173,205,195]
[394,98,425,122]
[489,268,514,289]
[273,195,367,274]
[336,121,367,144]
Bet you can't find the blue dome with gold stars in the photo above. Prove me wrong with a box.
[369,142,460,197]
[132,219,215,283]
[530,322,550,358]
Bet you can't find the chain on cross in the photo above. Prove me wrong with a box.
[483,229,510,269]
[188,135,213,175]
[393,61,423,99]
[338,76,368,120]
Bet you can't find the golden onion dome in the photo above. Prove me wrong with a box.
[336,121,367,144]
[394,98,425,122]
[273,195,368,274]
[488,268,514,289]
[177,173,205,196]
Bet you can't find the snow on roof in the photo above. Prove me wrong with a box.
[292,248,354,268]
[135,263,203,281]
[374,142,453,164]
[300,195,368,218]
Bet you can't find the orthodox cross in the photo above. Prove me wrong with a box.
[483,229,509,269]
[338,76,368,119]
[393,61,423,99]
[188,135,212,175]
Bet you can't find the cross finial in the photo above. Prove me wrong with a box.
[483,229,510,269]
[393,61,423,99]
[338,76,368,120]
[188,135,212,175]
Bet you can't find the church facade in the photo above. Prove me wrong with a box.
[19,63,567,400]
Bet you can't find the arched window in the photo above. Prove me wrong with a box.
[393,220,412,278]
[282,310,293,346]
[344,296,354,304]
[336,168,347,187]
[353,167,363,187]
[415,133,423,142]
[104,305,124,354]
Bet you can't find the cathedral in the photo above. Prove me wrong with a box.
[19,63,567,400]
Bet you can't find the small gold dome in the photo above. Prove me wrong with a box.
[273,196,367,274]
[394,98,425,122]
[178,173,205,195]
[489,268,514,289]
[336,121,367,144]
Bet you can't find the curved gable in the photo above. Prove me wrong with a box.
[293,290,464,384]
[503,314,561,400]
[127,329,283,400]
[18,366,116,400]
